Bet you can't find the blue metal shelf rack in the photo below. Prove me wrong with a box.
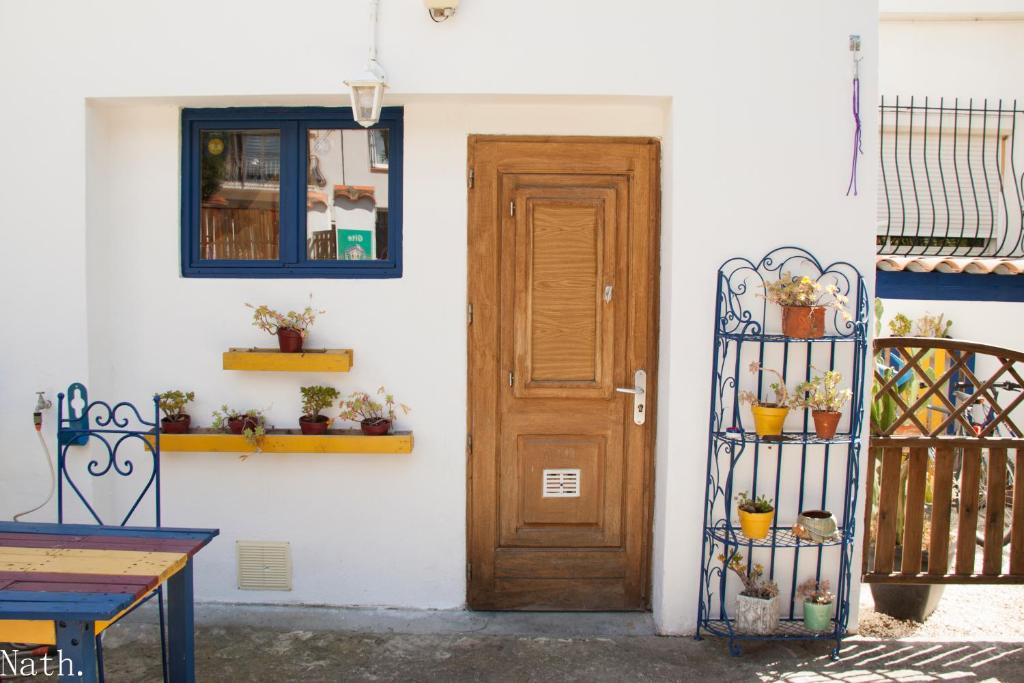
[695,247,868,659]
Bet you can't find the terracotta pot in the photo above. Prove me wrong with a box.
[228,416,259,435]
[751,405,789,437]
[161,415,191,434]
[736,593,780,635]
[812,410,842,439]
[738,508,774,540]
[299,415,329,435]
[781,305,825,338]
[360,418,392,436]
[277,328,304,353]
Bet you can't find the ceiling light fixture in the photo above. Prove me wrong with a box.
[345,0,388,128]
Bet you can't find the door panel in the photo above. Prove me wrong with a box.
[468,137,659,611]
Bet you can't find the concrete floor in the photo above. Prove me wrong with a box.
[9,605,1023,682]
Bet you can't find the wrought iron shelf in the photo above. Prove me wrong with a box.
[719,332,858,344]
[713,431,855,446]
[154,429,412,454]
[700,618,838,643]
[222,348,354,372]
[705,525,847,548]
[698,247,867,659]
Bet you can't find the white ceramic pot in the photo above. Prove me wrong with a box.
[735,593,780,635]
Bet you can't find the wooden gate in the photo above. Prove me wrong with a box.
[864,338,1024,584]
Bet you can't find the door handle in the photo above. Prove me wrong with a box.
[616,369,647,425]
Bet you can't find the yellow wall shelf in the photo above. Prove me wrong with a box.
[154,429,412,454]
[222,348,353,372]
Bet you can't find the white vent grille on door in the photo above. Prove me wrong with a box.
[237,541,292,591]
[543,468,581,498]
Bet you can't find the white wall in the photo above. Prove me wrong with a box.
[0,0,878,634]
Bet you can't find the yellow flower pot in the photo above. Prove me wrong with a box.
[738,508,775,540]
[751,405,789,437]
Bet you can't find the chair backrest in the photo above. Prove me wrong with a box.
[56,383,162,527]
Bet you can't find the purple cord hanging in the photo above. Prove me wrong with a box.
[846,76,863,196]
[846,35,863,196]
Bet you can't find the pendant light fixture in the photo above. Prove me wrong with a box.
[345,0,388,128]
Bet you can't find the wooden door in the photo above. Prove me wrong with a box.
[467,136,660,610]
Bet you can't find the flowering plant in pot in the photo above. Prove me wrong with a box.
[738,362,792,437]
[158,390,195,434]
[212,405,267,451]
[764,272,850,338]
[796,578,834,632]
[793,370,852,439]
[246,298,324,353]
[720,551,780,635]
[338,386,410,436]
[299,385,339,435]
[735,491,775,540]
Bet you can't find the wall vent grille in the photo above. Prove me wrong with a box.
[542,468,581,498]
[236,541,292,591]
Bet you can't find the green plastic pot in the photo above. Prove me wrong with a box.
[802,600,833,632]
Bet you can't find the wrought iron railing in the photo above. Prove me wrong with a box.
[878,97,1024,258]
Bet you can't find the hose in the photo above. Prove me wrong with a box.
[13,427,55,522]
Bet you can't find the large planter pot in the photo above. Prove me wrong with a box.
[812,410,841,439]
[277,328,304,353]
[869,546,946,622]
[781,305,825,338]
[736,593,780,635]
[802,600,833,632]
[160,415,191,434]
[796,510,838,543]
[751,405,788,437]
[738,508,774,540]
[299,415,329,435]
[360,418,392,436]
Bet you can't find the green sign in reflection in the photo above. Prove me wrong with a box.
[337,229,374,260]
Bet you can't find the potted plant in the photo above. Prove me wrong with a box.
[738,362,792,437]
[720,551,779,635]
[158,390,195,434]
[735,491,774,540]
[764,271,850,338]
[796,578,834,632]
[299,385,339,435]
[339,386,410,436]
[212,405,267,451]
[246,298,324,353]
[793,510,839,543]
[793,370,852,439]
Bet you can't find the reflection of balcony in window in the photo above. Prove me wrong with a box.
[308,229,337,260]
[369,129,389,172]
[878,98,1023,258]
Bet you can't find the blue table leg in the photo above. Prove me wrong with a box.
[167,560,196,683]
[55,619,98,683]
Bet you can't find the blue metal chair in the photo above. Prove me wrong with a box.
[56,383,168,683]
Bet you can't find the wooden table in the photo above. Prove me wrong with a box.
[0,521,218,683]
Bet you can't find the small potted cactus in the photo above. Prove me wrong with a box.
[339,386,410,436]
[793,370,853,439]
[299,385,339,435]
[735,491,775,540]
[246,298,324,353]
[796,578,834,632]
[158,390,195,434]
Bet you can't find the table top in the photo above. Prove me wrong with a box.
[0,522,218,622]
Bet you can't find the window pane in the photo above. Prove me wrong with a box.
[306,129,390,261]
[200,129,280,260]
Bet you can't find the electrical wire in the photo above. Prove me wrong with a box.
[13,430,55,522]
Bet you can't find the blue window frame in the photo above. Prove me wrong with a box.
[181,107,403,278]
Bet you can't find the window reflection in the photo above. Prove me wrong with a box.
[200,130,280,260]
[306,129,390,261]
